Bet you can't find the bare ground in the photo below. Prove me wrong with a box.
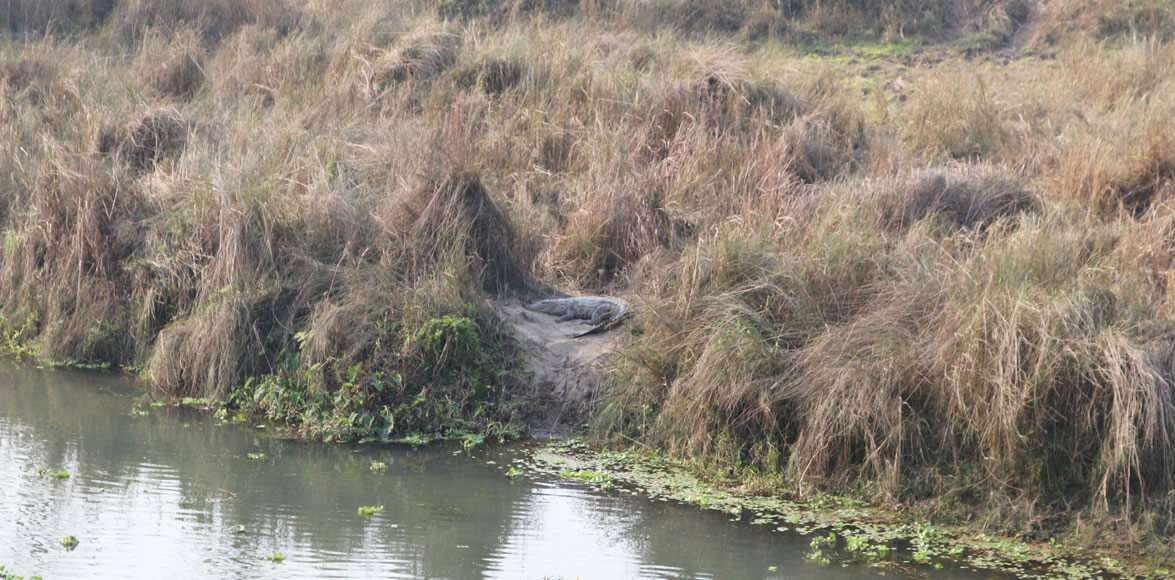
[491,298,621,436]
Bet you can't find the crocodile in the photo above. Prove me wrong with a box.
[524,296,632,337]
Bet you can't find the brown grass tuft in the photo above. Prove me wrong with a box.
[372,25,461,92]
[876,166,1039,232]
[96,109,190,171]
[390,171,531,294]
[903,69,1013,160]
[454,56,525,95]
[140,30,206,100]
[551,175,684,287]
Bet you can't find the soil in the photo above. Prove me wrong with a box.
[491,297,622,436]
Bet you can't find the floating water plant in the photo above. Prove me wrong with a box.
[246,452,266,461]
[369,461,388,473]
[61,536,79,551]
[558,468,614,490]
[265,552,284,564]
[0,563,42,580]
[39,469,70,480]
[357,505,384,517]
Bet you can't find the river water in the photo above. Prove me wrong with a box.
[0,363,987,579]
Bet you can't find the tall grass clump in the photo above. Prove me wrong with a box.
[600,166,1175,534]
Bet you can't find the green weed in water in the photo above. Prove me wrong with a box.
[181,397,212,409]
[0,563,43,580]
[805,533,836,566]
[559,468,615,490]
[61,535,79,551]
[265,552,285,564]
[505,465,523,479]
[358,505,384,517]
[39,468,70,480]
[130,407,150,417]
[246,452,266,461]
[396,433,433,446]
[369,461,388,473]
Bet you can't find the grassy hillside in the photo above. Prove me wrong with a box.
[2,0,1174,560]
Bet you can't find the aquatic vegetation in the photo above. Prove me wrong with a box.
[805,533,836,566]
[460,432,486,451]
[0,564,42,580]
[357,505,385,517]
[38,468,70,480]
[505,465,523,479]
[60,535,79,551]
[180,397,213,409]
[558,468,615,491]
[129,407,150,418]
[369,461,389,473]
[48,359,113,371]
[246,452,266,461]
[530,442,1145,578]
[395,433,434,446]
[265,552,285,564]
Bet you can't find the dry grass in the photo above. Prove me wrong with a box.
[1,0,1174,548]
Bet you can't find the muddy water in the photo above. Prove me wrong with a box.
[0,363,984,579]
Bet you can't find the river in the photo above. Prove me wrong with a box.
[0,363,988,579]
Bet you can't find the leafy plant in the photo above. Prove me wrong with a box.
[357,505,385,517]
[805,533,836,566]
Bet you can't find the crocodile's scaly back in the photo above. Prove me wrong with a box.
[524,296,631,337]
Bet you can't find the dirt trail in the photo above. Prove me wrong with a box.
[492,298,621,435]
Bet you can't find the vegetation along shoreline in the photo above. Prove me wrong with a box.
[2,0,1174,576]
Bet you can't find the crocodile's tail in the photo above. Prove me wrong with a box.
[572,309,633,338]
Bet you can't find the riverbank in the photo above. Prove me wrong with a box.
[2,0,1174,574]
[526,440,1173,579]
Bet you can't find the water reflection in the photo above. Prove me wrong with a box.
[0,364,968,579]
